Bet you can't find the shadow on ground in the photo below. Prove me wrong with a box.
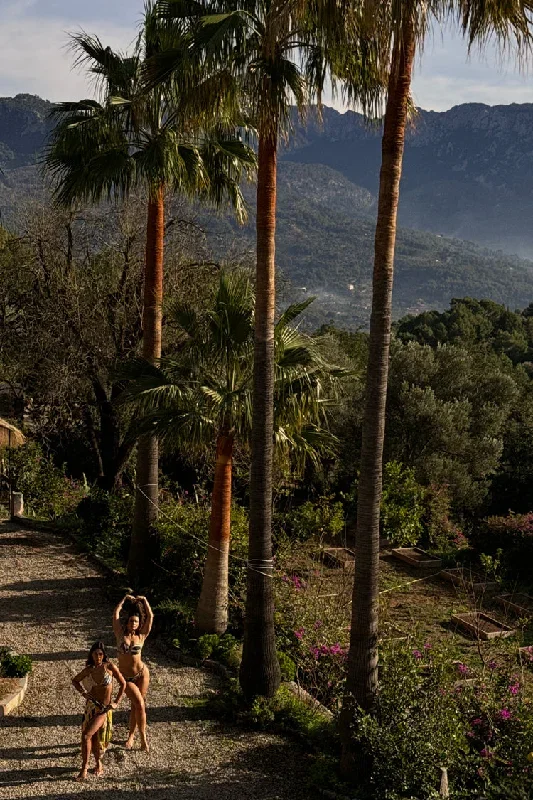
[0,704,221,730]
[1,740,310,798]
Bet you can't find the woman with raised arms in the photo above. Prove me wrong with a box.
[113,593,154,751]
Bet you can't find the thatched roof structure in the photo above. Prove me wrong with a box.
[0,418,25,449]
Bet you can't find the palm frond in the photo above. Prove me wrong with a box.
[276,297,315,330]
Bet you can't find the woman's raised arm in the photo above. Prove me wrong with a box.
[113,594,134,639]
[137,595,154,637]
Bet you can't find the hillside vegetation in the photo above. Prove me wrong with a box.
[1,94,533,328]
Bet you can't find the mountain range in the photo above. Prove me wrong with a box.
[1,93,533,328]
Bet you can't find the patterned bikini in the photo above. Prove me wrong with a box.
[119,638,145,684]
[81,667,113,750]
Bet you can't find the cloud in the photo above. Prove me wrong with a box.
[412,28,533,110]
[0,1,138,100]
[1,1,532,110]
[325,24,533,113]
[412,74,533,111]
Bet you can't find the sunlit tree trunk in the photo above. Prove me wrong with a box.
[340,20,415,774]
[195,431,234,634]
[128,184,164,587]
[239,129,281,698]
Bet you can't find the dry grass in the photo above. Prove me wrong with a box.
[278,539,533,680]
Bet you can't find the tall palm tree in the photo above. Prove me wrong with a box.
[45,4,255,588]
[151,0,382,698]
[122,270,342,634]
[340,0,532,773]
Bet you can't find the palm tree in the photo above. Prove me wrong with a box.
[340,0,532,773]
[45,4,255,588]
[150,0,382,698]
[122,270,342,634]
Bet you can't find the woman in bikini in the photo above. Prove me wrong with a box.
[113,593,154,751]
[72,641,126,781]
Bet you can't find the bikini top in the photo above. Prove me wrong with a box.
[120,637,144,656]
[84,667,112,690]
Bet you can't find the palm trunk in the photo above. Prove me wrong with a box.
[128,184,164,588]
[340,22,415,772]
[195,431,234,634]
[239,130,281,699]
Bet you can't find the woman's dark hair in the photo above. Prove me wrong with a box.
[122,600,145,632]
[86,640,109,667]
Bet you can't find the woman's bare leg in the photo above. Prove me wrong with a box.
[77,713,106,781]
[137,666,150,752]
[77,732,90,782]
[92,734,104,776]
[125,681,145,750]
[126,704,136,750]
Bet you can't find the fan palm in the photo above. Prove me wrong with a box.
[44,3,256,588]
[122,270,343,634]
[151,0,383,698]
[340,0,533,774]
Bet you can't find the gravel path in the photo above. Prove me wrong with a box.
[0,522,310,799]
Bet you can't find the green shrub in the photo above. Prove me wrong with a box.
[206,678,336,750]
[424,482,468,553]
[272,685,337,750]
[153,598,195,649]
[195,633,240,668]
[277,650,297,682]
[0,650,32,678]
[275,569,350,709]
[196,633,219,660]
[3,442,86,519]
[277,496,345,543]
[76,487,132,568]
[347,641,533,800]
[381,461,425,546]
[156,499,248,626]
[472,513,533,578]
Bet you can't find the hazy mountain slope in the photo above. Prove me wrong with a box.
[285,103,533,258]
[2,94,533,329]
[202,161,533,329]
[0,94,51,168]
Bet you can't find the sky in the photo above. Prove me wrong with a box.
[1,0,533,112]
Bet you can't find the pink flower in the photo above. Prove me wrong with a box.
[467,730,475,738]
[457,663,469,676]
[423,642,432,650]
[509,682,520,696]
[472,718,483,726]
[294,628,305,640]
[499,708,512,721]
[412,649,423,660]
[480,748,493,759]
[488,660,497,670]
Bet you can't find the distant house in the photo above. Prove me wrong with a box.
[0,418,25,449]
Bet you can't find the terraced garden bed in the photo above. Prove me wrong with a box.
[495,592,533,617]
[452,612,515,640]
[440,567,499,594]
[391,547,442,570]
[321,547,355,569]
